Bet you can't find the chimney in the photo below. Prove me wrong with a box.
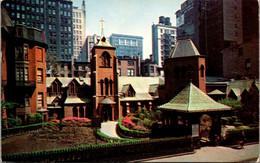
[138,53,141,76]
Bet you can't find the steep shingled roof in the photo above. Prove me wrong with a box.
[169,39,200,58]
[158,82,231,112]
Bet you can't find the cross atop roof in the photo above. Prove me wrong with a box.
[100,18,105,38]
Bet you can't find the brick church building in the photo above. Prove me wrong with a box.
[91,36,120,121]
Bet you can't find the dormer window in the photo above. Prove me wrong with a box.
[69,80,78,95]
[52,80,61,95]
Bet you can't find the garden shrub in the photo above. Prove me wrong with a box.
[7,117,22,128]
[61,117,91,127]
[28,113,42,124]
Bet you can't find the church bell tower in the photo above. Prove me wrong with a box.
[91,18,119,122]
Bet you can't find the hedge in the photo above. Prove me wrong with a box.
[95,128,133,143]
[2,136,192,162]
[222,127,259,145]
[1,123,48,139]
[118,117,151,138]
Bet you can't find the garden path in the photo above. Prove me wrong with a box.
[100,121,121,138]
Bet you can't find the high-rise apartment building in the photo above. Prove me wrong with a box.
[109,33,143,59]
[152,16,177,68]
[86,34,100,62]
[2,0,74,63]
[176,0,258,79]
[72,0,86,62]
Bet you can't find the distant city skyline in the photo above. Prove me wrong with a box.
[72,0,185,59]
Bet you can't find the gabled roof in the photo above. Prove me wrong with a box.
[99,97,116,104]
[149,84,158,93]
[120,93,153,101]
[169,39,200,58]
[207,89,226,95]
[158,82,231,112]
[46,77,91,88]
[47,96,61,105]
[228,88,241,97]
[227,79,258,94]
[64,97,85,104]
[121,84,135,94]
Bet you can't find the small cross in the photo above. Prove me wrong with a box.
[100,18,105,29]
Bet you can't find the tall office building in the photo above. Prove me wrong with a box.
[152,16,177,68]
[2,0,74,63]
[86,34,100,62]
[176,0,258,78]
[72,0,87,62]
[109,33,143,59]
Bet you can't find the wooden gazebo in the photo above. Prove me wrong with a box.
[158,82,232,148]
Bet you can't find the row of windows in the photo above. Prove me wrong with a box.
[160,29,176,35]
[16,67,43,83]
[73,19,82,24]
[74,41,83,46]
[60,10,71,17]
[61,55,72,60]
[73,24,82,29]
[61,48,72,54]
[73,30,82,35]
[73,35,83,41]
[100,78,113,96]
[73,12,82,18]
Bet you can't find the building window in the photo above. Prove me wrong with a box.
[102,52,111,67]
[150,66,154,73]
[100,79,104,95]
[37,92,43,108]
[37,68,43,83]
[52,81,61,95]
[37,47,43,62]
[105,78,109,95]
[128,61,134,66]
[127,69,134,76]
[16,67,24,81]
[200,65,205,77]
[69,81,78,95]
[24,67,29,81]
[245,58,251,69]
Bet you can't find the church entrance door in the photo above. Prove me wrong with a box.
[101,105,112,122]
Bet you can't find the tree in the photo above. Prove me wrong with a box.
[46,53,60,77]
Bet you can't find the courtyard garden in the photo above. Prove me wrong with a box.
[2,117,107,154]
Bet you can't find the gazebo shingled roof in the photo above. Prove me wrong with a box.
[158,82,232,113]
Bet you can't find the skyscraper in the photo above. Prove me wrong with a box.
[176,0,258,79]
[72,0,87,62]
[109,33,143,59]
[2,0,74,63]
[152,16,177,68]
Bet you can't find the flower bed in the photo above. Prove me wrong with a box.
[61,117,91,127]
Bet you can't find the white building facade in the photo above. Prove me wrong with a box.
[152,16,177,68]
[72,0,87,62]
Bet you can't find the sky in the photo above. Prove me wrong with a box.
[73,0,185,59]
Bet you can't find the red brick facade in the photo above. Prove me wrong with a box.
[1,23,48,122]
[91,38,119,121]
[162,56,206,102]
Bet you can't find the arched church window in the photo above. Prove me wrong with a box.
[200,65,205,77]
[100,79,104,95]
[110,79,113,95]
[105,78,109,95]
[102,52,111,67]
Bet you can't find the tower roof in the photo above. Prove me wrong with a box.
[158,82,232,113]
[169,39,200,58]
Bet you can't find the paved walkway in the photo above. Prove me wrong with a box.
[144,143,259,162]
[100,121,120,138]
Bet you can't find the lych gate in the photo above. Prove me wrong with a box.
[158,82,232,148]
